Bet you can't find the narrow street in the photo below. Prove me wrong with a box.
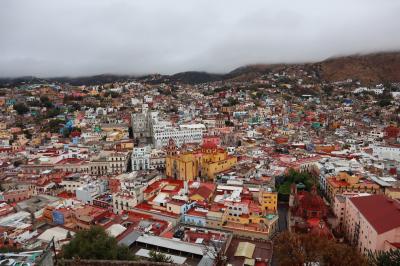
[271,202,289,266]
[277,202,289,232]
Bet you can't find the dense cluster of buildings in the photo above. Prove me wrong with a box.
[0,66,399,265]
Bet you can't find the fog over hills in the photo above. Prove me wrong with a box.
[1,51,400,86]
[1,0,400,77]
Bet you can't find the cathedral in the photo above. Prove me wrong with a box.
[165,139,237,181]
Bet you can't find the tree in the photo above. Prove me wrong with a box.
[276,169,314,200]
[13,103,29,115]
[23,130,32,140]
[202,240,227,266]
[367,249,400,266]
[43,119,64,133]
[61,226,135,261]
[273,231,367,266]
[378,98,391,107]
[69,102,81,112]
[40,96,53,108]
[225,120,234,127]
[13,160,23,167]
[148,250,173,263]
[377,88,394,107]
[223,97,239,107]
[45,107,62,118]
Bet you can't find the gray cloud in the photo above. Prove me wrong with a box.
[1,0,400,77]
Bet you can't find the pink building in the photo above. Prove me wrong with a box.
[0,189,32,203]
[332,192,370,231]
[344,194,400,254]
[202,136,220,146]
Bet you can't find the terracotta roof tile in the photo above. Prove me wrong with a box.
[350,195,400,234]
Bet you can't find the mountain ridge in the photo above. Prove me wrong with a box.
[1,51,400,86]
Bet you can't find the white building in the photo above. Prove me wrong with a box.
[131,146,165,171]
[153,123,205,148]
[144,95,153,103]
[368,129,384,139]
[61,175,87,193]
[131,110,205,148]
[131,146,151,171]
[372,145,400,161]
[89,150,129,175]
[113,191,138,214]
[76,180,107,204]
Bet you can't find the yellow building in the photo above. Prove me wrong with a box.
[220,201,279,239]
[258,189,278,213]
[326,172,381,202]
[384,187,400,200]
[114,141,134,151]
[165,139,237,181]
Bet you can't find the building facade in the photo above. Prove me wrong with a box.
[165,140,237,181]
[131,146,165,171]
[344,195,400,254]
[153,123,205,148]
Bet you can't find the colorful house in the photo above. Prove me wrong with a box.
[258,188,278,213]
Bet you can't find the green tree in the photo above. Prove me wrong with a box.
[225,120,234,127]
[223,97,239,107]
[367,249,400,266]
[23,130,32,140]
[13,160,23,167]
[43,119,64,133]
[148,250,173,263]
[14,103,29,115]
[61,226,135,261]
[378,98,391,107]
[276,169,315,200]
[40,96,53,108]
[69,102,81,112]
[45,107,62,118]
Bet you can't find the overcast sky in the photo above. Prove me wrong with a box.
[1,0,400,77]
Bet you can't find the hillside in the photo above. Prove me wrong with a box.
[229,52,400,85]
[1,51,400,86]
[315,52,400,84]
[169,71,224,84]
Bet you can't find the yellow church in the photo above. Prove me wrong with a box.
[165,139,237,181]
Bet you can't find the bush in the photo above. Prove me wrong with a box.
[367,249,400,266]
[14,103,29,115]
[61,226,135,261]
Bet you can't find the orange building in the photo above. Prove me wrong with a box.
[326,172,381,202]
[315,144,337,153]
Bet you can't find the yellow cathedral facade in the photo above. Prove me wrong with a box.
[165,139,237,181]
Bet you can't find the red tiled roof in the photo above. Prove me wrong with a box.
[57,191,76,199]
[56,157,84,165]
[202,142,217,149]
[388,242,400,249]
[210,203,225,212]
[186,209,207,217]
[161,231,174,239]
[167,199,186,206]
[190,183,215,200]
[350,195,400,234]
